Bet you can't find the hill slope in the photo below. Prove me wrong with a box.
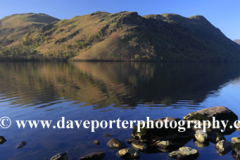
[0,13,59,46]
[0,11,240,62]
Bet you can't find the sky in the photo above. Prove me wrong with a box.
[0,0,239,40]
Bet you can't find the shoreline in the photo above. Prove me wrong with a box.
[0,57,235,63]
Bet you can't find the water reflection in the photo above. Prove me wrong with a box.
[1,62,240,110]
[1,62,240,160]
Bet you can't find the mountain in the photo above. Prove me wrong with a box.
[0,11,240,62]
[0,13,59,46]
[234,39,240,45]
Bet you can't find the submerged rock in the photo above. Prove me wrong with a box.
[131,141,147,152]
[194,130,208,143]
[169,146,199,159]
[0,136,6,144]
[131,117,193,142]
[80,152,106,160]
[16,141,26,149]
[116,148,140,159]
[215,140,232,155]
[94,140,100,145]
[50,152,68,160]
[125,139,134,144]
[104,134,112,137]
[107,138,127,149]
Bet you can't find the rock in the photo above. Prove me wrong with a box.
[232,150,238,160]
[194,130,208,143]
[16,141,26,149]
[194,140,209,148]
[131,141,147,152]
[131,117,193,142]
[236,123,240,131]
[215,140,232,154]
[232,137,240,144]
[156,140,174,151]
[183,106,238,133]
[0,136,6,144]
[169,146,199,159]
[107,138,127,149]
[116,148,140,159]
[125,139,134,144]
[209,132,225,143]
[104,134,112,137]
[184,106,237,121]
[94,140,100,145]
[232,143,240,158]
[50,152,68,160]
[80,152,106,160]
[232,144,240,160]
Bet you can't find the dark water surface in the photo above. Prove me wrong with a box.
[1,62,240,160]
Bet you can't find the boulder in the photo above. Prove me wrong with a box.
[156,140,174,151]
[169,147,199,159]
[232,143,240,160]
[131,117,193,142]
[233,143,240,153]
[107,138,127,149]
[116,148,140,159]
[232,137,240,144]
[50,152,68,160]
[131,141,147,152]
[80,152,106,160]
[194,140,209,148]
[236,123,240,131]
[183,106,238,133]
[194,130,208,143]
[215,140,232,154]
[232,150,238,160]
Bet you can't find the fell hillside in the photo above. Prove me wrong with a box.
[0,11,240,62]
[234,39,240,45]
[0,13,59,47]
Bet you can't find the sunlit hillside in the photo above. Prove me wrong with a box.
[1,11,240,62]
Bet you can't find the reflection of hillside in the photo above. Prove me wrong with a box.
[231,77,240,85]
[0,62,240,109]
[131,63,240,105]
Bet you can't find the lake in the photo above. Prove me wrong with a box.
[0,62,240,160]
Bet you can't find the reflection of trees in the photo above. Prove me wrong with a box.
[0,62,240,109]
[129,63,240,106]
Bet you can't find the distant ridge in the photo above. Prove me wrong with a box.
[0,11,240,62]
[234,39,240,45]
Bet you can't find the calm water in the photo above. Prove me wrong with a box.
[0,62,240,160]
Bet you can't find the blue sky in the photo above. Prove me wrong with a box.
[0,0,239,40]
